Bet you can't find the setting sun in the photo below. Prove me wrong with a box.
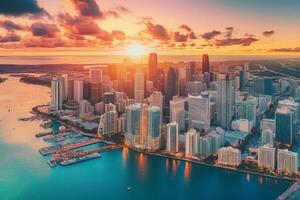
[126,44,146,57]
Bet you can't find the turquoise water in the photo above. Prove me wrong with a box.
[0,75,293,200]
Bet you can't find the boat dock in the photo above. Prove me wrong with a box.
[277,181,300,200]
[35,128,70,138]
[39,138,102,155]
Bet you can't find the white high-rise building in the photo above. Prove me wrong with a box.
[89,66,104,82]
[79,100,93,115]
[217,147,241,166]
[51,77,63,110]
[188,94,210,130]
[148,91,163,123]
[185,129,199,157]
[166,122,179,153]
[98,110,118,135]
[74,80,83,103]
[258,145,275,170]
[277,149,298,175]
[134,69,145,104]
[170,97,185,133]
[261,128,274,145]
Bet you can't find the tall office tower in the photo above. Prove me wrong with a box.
[134,69,145,104]
[216,74,235,130]
[187,81,206,95]
[67,79,74,101]
[154,68,165,93]
[257,145,275,170]
[146,106,161,150]
[98,110,118,136]
[140,104,148,147]
[165,67,178,106]
[187,62,196,81]
[148,53,158,81]
[185,129,199,157]
[61,74,68,101]
[277,149,298,175]
[235,96,257,127]
[166,122,179,153]
[202,54,210,74]
[170,97,185,133]
[89,66,104,82]
[148,91,163,121]
[51,77,63,110]
[125,104,142,146]
[188,94,210,130]
[275,107,296,146]
[217,147,241,166]
[74,80,83,103]
[261,129,274,145]
[253,77,274,95]
[79,100,93,115]
[83,81,91,101]
[90,82,103,103]
[203,72,210,88]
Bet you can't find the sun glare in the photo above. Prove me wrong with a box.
[126,44,146,57]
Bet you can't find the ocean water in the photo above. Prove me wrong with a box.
[0,75,293,200]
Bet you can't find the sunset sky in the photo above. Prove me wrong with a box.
[0,0,300,56]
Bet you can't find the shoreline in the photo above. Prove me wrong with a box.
[129,148,298,182]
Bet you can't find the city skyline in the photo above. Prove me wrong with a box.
[0,0,300,56]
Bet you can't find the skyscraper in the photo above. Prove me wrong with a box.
[216,74,235,130]
[61,74,68,101]
[148,91,164,122]
[257,145,275,170]
[134,69,145,104]
[277,149,298,175]
[165,67,177,106]
[170,97,185,133]
[217,147,241,166]
[188,94,210,130]
[89,66,104,82]
[74,80,83,103]
[166,122,179,153]
[236,96,257,127]
[125,104,142,146]
[98,110,118,136]
[148,53,158,81]
[51,77,63,110]
[146,106,161,150]
[185,129,199,157]
[202,54,209,74]
[275,107,295,145]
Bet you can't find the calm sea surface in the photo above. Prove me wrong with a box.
[0,75,293,200]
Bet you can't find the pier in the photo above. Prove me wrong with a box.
[35,128,70,137]
[276,181,300,200]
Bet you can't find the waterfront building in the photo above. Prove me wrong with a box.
[165,67,178,106]
[202,54,209,74]
[217,147,241,167]
[185,129,199,157]
[148,53,158,82]
[134,69,145,104]
[146,106,161,150]
[98,110,118,135]
[166,122,179,153]
[257,145,275,170]
[277,149,298,175]
[125,104,142,146]
[117,115,126,133]
[261,128,274,145]
[51,77,63,110]
[170,97,185,133]
[188,94,210,130]
[89,66,104,82]
[74,80,83,103]
[216,74,235,130]
[198,136,209,158]
[275,107,296,146]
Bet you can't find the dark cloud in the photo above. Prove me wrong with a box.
[31,22,59,37]
[0,20,23,31]
[225,27,234,37]
[215,36,258,46]
[143,21,170,41]
[269,47,300,52]
[173,32,188,42]
[262,30,275,37]
[0,33,21,43]
[179,25,192,32]
[70,0,103,18]
[24,37,66,48]
[201,30,221,40]
[0,0,46,16]
[189,32,197,39]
